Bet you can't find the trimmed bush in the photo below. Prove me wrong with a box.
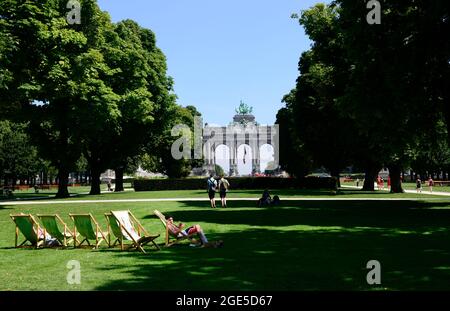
[133,177,337,191]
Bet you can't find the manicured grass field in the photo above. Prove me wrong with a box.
[343,180,450,193]
[2,187,447,203]
[1,190,450,291]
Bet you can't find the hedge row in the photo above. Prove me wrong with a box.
[133,177,338,191]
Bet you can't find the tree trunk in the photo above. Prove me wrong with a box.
[389,164,404,193]
[56,168,70,198]
[114,167,125,192]
[363,165,379,191]
[90,167,101,195]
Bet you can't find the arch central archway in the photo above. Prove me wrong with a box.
[202,121,279,176]
[215,145,230,175]
[237,144,253,176]
[260,144,275,173]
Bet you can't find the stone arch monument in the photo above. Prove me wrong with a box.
[202,102,279,176]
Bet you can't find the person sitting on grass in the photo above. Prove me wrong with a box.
[165,215,223,248]
[257,189,272,207]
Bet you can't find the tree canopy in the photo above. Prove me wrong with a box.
[0,0,196,196]
[278,1,450,192]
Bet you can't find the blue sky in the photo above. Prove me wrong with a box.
[97,0,322,125]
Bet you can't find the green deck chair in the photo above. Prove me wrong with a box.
[10,214,44,248]
[69,214,108,249]
[37,214,78,247]
[105,211,160,253]
[153,210,197,247]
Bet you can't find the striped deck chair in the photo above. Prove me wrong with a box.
[105,211,160,253]
[10,214,45,248]
[37,214,78,247]
[69,214,108,249]
[153,210,197,247]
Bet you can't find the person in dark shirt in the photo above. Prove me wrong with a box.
[416,178,422,193]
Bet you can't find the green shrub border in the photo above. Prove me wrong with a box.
[134,177,337,191]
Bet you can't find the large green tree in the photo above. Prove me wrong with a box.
[281,2,449,193]
[141,105,203,178]
[1,1,180,196]
[104,20,177,192]
[0,0,93,197]
[276,96,312,178]
[0,120,40,187]
[284,4,356,185]
[335,0,449,192]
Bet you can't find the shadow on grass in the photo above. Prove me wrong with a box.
[0,187,428,203]
[144,200,450,230]
[95,200,450,291]
[184,188,398,197]
[94,227,450,291]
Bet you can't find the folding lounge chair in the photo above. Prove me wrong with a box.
[37,214,78,247]
[69,214,108,249]
[153,210,197,247]
[10,214,44,248]
[105,211,160,253]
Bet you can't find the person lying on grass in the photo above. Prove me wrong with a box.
[165,215,223,248]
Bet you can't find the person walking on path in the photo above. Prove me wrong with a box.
[207,175,218,208]
[218,175,230,208]
[428,177,434,193]
[416,178,422,193]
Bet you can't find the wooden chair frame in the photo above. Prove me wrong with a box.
[37,214,78,247]
[153,210,198,247]
[105,211,160,253]
[10,214,44,249]
[69,213,108,249]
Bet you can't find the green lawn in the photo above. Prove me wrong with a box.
[402,182,450,193]
[1,183,133,201]
[2,187,447,203]
[1,190,450,291]
[343,180,450,193]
